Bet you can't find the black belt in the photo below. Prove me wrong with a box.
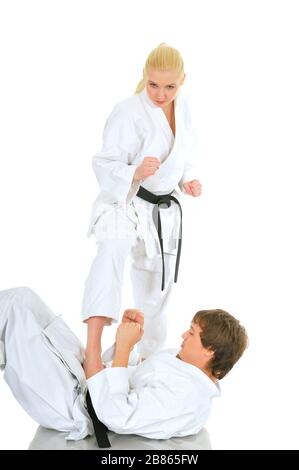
[136,186,182,291]
[86,390,111,448]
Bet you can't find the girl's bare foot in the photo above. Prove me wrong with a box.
[83,356,104,379]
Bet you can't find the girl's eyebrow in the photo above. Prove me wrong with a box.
[149,80,176,86]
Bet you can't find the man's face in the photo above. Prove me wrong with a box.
[145,69,185,109]
[178,322,213,369]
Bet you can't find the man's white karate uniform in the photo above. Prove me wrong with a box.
[82,88,199,357]
[88,349,220,440]
[0,287,220,441]
[0,287,91,440]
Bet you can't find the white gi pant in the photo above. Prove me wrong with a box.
[0,287,92,440]
[81,202,177,358]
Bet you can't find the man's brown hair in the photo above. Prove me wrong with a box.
[193,309,248,380]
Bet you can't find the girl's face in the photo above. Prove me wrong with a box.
[145,69,185,109]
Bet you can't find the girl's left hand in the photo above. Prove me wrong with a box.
[183,179,202,197]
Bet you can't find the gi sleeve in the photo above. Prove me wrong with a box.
[179,96,200,190]
[87,367,206,439]
[92,103,142,204]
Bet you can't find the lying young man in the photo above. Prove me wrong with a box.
[0,287,247,444]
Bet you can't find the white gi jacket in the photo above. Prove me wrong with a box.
[87,88,199,257]
[87,349,220,440]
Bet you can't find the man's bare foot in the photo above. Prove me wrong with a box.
[83,356,105,379]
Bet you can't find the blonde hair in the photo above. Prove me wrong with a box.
[134,43,185,94]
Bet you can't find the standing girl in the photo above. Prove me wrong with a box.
[82,43,201,377]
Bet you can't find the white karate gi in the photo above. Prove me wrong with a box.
[0,287,92,440]
[0,287,220,442]
[88,348,220,440]
[82,87,199,357]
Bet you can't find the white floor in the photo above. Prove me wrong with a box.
[28,426,211,450]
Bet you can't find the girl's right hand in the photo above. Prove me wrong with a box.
[133,156,160,181]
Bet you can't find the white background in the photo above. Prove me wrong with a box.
[0,0,298,450]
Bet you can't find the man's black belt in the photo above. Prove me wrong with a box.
[136,186,182,291]
[86,390,111,448]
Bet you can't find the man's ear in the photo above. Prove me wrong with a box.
[204,347,214,358]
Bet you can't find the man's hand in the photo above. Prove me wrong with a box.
[116,322,144,351]
[133,157,160,182]
[121,308,144,327]
[182,179,202,197]
[113,323,144,367]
